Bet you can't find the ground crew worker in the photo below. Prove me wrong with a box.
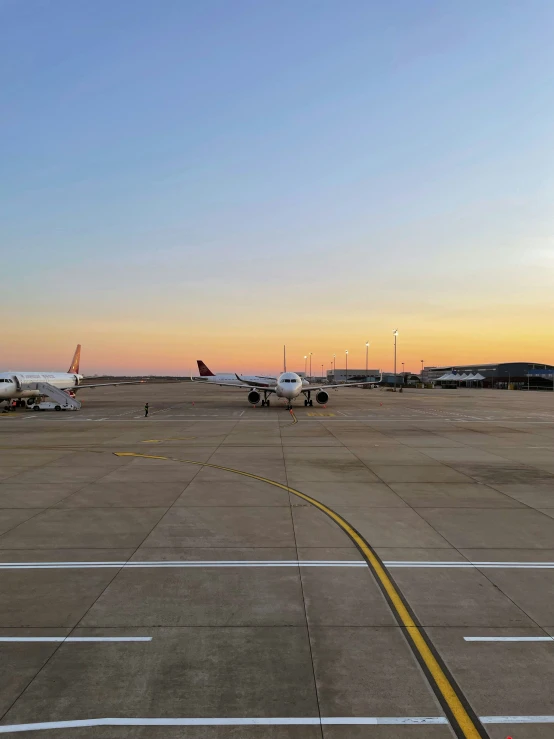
[144,403,149,417]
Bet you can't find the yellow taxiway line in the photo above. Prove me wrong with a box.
[115,451,487,739]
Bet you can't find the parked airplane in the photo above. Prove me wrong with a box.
[194,349,381,409]
[0,345,143,406]
[194,360,279,387]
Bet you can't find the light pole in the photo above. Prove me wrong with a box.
[421,359,424,377]
[333,354,336,378]
[309,352,312,381]
[304,356,307,375]
[321,364,323,379]
[365,341,370,372]
[402,361,405,385]
[345,350,348,383]
[393,330,398,391]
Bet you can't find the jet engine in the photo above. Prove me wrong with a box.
[248,390,261,405]
[316,390,329,404]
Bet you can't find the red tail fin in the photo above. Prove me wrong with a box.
[197,360,215,377]
[68,344,81,374]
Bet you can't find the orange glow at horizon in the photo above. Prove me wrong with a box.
[5,311,554,376]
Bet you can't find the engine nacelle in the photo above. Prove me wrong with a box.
[316,390,329,405]
[248,390,261,405]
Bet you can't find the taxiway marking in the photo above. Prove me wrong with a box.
[2,560,554,570]
[114,451,488,739]
[0,715,553,733]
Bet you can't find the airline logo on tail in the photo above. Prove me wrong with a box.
[68,344,81,374]
[197,360,215,377]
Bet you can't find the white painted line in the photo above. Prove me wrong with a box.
[0,717,448,732]
[464,637,554,642]
[1,560,554,570]
[1,716,554,732]
[0,560,367,570]
[384,562,554,569]
[0,637,152,643]
[320,717,448,724]
[481,716,554,723]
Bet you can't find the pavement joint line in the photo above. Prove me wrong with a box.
[0,716,554,732]
[113,451,489,739]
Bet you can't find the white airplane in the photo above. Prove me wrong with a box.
[194,360,279,387]
[195,349,381,409]
[0,345,143,406]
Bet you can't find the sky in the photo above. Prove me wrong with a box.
[2,0,554,375]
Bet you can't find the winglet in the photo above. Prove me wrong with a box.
[68,344,81,374]
[197,360,215,377]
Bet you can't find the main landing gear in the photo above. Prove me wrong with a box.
[303,393,313,407]
[261,393,271,407]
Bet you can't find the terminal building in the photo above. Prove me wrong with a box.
[423,362,554,389]
[327,368,381,383]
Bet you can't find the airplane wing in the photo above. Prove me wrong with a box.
[73,380,147,391]
[191,377,275,392]
[302,379,382,391]
[234,374,274,388]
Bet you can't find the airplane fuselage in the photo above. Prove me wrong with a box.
[0,372,82,400]
[274,372,304,400]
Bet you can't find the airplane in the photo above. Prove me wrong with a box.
[195,360,280,387]
[0,344,144,406]
[193,348,381,409]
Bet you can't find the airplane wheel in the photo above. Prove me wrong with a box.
[261,400,266,407]
[266,400,270,406]
[309,400,313,407]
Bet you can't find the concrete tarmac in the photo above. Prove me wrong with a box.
[1,383,554,737]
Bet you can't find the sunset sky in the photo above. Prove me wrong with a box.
[2,1,554,375]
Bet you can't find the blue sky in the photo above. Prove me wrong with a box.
[2,0,554,372]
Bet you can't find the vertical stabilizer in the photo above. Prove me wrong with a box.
[197,360,215,377]
[68,344,81,374]
[283,345,287,373]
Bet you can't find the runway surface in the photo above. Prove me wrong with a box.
[1,383,554,737]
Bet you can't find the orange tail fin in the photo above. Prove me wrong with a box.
[68,344,81,374]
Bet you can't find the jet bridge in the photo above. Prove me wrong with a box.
[23,383,81,410]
